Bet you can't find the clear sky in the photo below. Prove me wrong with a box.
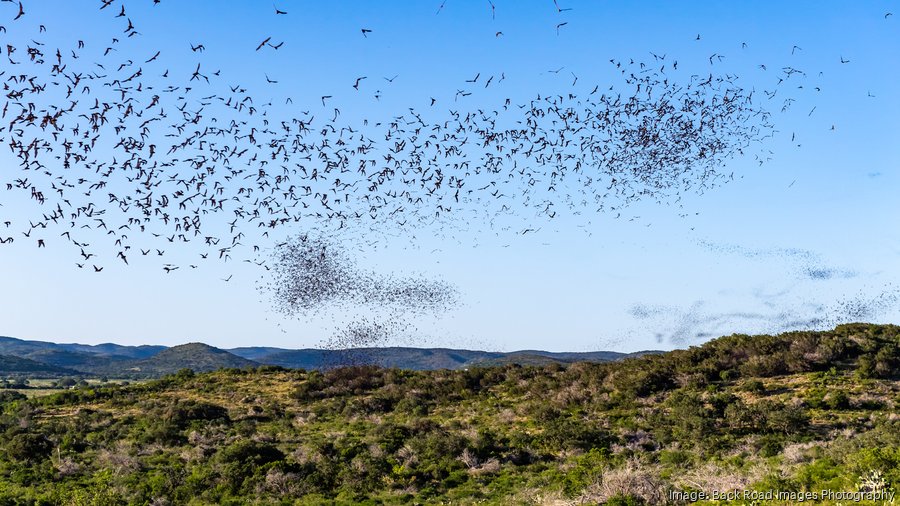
[0,1,897,352]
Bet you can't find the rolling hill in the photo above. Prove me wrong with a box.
[0,354,81,377]
[19,349,133,371]
[122,343,259,376]
[235,347,657,370]
[0,336,164,359]
[0,335,658,377]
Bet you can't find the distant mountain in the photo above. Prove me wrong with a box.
[0,336,164,360]
[450,350,660,368]
[466,353,576,368]
[57,343,166,359]
[0,354,81,376]
[509,350,657,361]
[250,347,499,370]
[123,343,259,376]
[250,347,658,371]
[0,335,660,377]
[23,349,132,370]
[248,349,330,370]
[0,337,163,377]
[368,348,506,370]
[0,336,61,358]
[227,346,295,361]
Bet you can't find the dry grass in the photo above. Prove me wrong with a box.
[97,441,141,476]
[781,440,824,465]
[574,457,670,505]
[675,461,767,496]
[458,448,501,475]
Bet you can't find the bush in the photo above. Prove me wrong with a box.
[605,494,646,506]
[0,391,26,404]
[659,449,691,466]
[164,399,229,427]
[764,402,809,434]
[539,418,612,452]
[218,440,285,466]
[870,344,899,378]
[756,435,784,458]
[794,458,844,491]
[724,400,759,432]
[55,378,78,388]
[823,390,850,410]
[740,379,765,394]
[174,368,196,380]
[661,391,715,441]
[719,369,739,381]
[6,432,53,462]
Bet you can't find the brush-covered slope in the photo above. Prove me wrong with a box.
[0,323,898,504]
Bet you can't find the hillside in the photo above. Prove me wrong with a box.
[0,336,167,377]
[20,349,133,371]
[0,323,897,504]
[226,346,294,361]
[0,336,65,358]
[0,336,164,360]
[124,343,259,375]
[466,352,575,367]
[0,353,81,377]
[55,342,166,359]
[0,341,259,379]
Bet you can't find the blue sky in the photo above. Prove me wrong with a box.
[0,1,897,352]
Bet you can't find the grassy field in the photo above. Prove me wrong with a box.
[2,378,142,398]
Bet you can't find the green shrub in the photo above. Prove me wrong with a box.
[6,432,52,462]
[164,399,229,427]
[0,391,26,404]
[605,493,646,506]
[740,379,765,393]
[659,449,692,466]
[823,390,850,410]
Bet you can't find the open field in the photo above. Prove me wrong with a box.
[2,379,140,398]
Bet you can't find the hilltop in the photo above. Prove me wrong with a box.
[124,343,258,375]
[0,323,897,504]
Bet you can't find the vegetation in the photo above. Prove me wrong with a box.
[0,323,898,504]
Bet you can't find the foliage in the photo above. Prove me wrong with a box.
[0,324,896,504]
